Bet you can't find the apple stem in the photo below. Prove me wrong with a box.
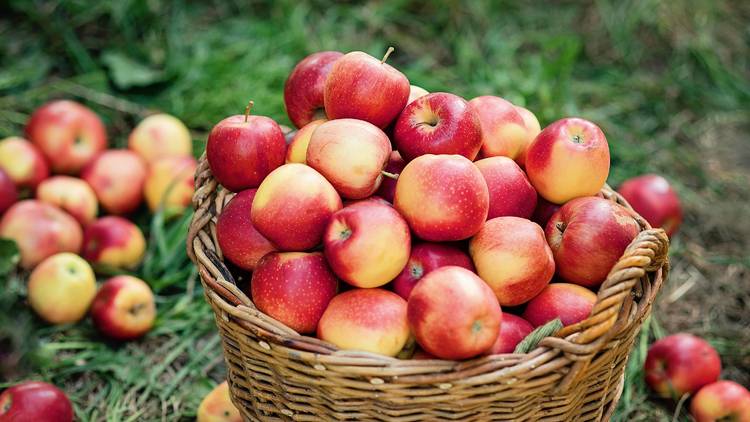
[381,170,399,180]
[244,100,254,123]
[381,46,395,64]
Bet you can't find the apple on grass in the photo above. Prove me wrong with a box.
[91,275,156,341]
[28,252,96,324]
[197,381,242,422]
[522,283,597,327]
[391,242,475,300]
[82,149,147,215]
[513,105,542,167]
[284,51,343,128]
[0,169,18,215]
[36,176,98,225]
[216,189,276,271]
[374,151,406,203]
[468,96,528,161]
[81,216,146,270]
[690,381,750,422]
[484,313,534,355]
[144,155,197,215]
[474,156,537,219]
[618,174,683,237]
[285,119,326,164]
[0,381,73,422]
[644,333,721,399]
[128,113,193,163]
[0,136,49,189]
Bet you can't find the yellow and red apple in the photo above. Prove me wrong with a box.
[691,381,750,422]
[618,174,683,237]
[474,156,537,219]
[144,155,197,215]
[36,176,98,225]
[82,149,147,215]
[128,113,192,163]
[522,283,597,327]
[514,105,542,167]
[284,51,343,128]
[468,96,528,160]
[27,252,96,324]
[197,381,242,422]
[0,136,49,189]
[285,119,325,164]
[81,216,146,270]
[91,275,156,341]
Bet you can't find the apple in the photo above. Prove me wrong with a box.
[317,288,409,357]
[0,200,82,269]
[251,252,338,333]
[0,136,49,189]
[324,49,410,129]
[393,92,482,162]
[617,174,683,237]
[285,119,325,164]
[514,105,542,167]
[484,313,534,355]
[525,117,610,204]
[27,252,96,324]
[468,96,528,160]
[197,381,242,422]
[206,108,287,192]
[407,266,501,360]
[531,196,561,228]
[522,283,597,327]
[546,196,640,287]
[374,151,406,203]
[474,156,537,219]
[251,163,342,251]
[394,154,489,241]
[81,216,146,270]
[216,189,276,271]
[0,169,18,215]
[91,275,156,341]
[391,242,475,300]
[284,51,343,128]
[128,113,192,163]
[407,84,429,104]
[25,99,107,174]
[644,333,721,399]
[36,176,98,225]
[143,155,197,215]
[306,118,391,199]
[0,381,73,422]
[323,200,410,288]
[691,381,750,422]
[82,149,147,215]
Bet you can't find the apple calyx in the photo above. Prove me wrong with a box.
[244,100,255,123]
[471,320,483,334]
[410,264,424,279]
[129,302,148,316]
[381,46,395,64]
[556,221,567,234]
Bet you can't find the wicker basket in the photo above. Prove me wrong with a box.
[187,152,670,421]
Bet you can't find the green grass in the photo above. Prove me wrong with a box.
[1,0,748,420]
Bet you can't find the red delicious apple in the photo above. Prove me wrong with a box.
[324,48,410,129]
[617,174,683,237]
[82,149,147,214]
[0,136,49,189]
[644,333,722,399]
[374,150,406,203]
[91,275,156,341]
[393,92,482,161]
[285,119,325,164]
[408,266,502,359]
[525,117,610,204]
[0,381,73,422]
[468,95,528,160]
[474,156,537,219]
[522,283,597,327]
[394,154,489,241]
[691,381,750,422]
[0,169,18,215]
[216,189,276,271]
[25,99,107,174]
[251,252,338,334]
[546,196,640,287]
[407,84,429,104]
[531,196,561,228]
[36,176,98,225]
[81,216,146,270]
[28,252,96,325]
[128,113,192,163]
[391,242,475,300]
[484,313,534,355]
[514,105,542,167]
[284,51,343,128]
[206,106,287,192]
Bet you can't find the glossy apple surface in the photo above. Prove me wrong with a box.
[82,149,147,214]
[468,95,528,160]
[392,242,475,300]
[514,105,542,167]
[618,174,683,237]
[522,283,597,327]
[216,189,276,271]
[285,119,325,164]
[474,156,537,219]
[81,216,146,270]
[91,275,156,341]
[0,381,73,422]
[691,381,750,422]
[284,51,343,128]
[644,333,722,399]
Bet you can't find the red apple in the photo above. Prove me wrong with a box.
[216,189,276,271]
[25,100,107,174]
[522,283,597,327]
[284,51,343,128]
[36,176,98,226]
[0,136,49,189]
[394,154,489,241]
[81,216,146,270]
[128,113,192,163]
[0,381,73,422]
[468,95,528,160]
[82,150,147,215]
[525,117,610,204]
[474,156,537,219]
[514,105,542,167]
[546,196,640,287]
[691,381,750,422]
[197,381,242,422]
[531,196,561,228]
[91,275,156,341]
[285,119,325,164]
[644,333,722,399]
[206,110,286,192]
[618,174,683,237]
[0,169,18,215]
[393,92,482,161]
[28,252,96,325]
[407,85,429,104]
[324,49,410,129]
[306,118,391,199]
[484,313,534,355]
[374,150,406,203]
[391,242,475,300]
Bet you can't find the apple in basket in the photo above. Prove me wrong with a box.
[284,51,343,128]
[484,313,534,355]
[285,119,326,164]
[644,333,721,399]
[468,95,529,161]
[522,283,597,327]
[475,156,537,219]
[391,242,475,300]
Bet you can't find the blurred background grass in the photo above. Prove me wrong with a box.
[0,0,748,420]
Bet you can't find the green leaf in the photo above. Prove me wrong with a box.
[0,238,20,276]
[514,318,563,354]
[101,51,166,89]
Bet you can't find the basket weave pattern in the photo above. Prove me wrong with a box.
[187,153,670,421]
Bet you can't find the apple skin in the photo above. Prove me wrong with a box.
[644,333,722,399]
[81,216,146,270]
[531,196,561,228]
[143,155,197,215]
[197,381,242,422]
[0,169,18,215]
[394,154,489,241]
[284,51,343,128]
[522,283,597,327]
[545,196,641,288]
[128,113,192,163]
[514,105,542,167]
[91,275,156,341]
[484,313,534,355]
[323,200,410,288]
[407,266,502,360]
[28,252,96,325]
[469,216,555,306]
[374,151,406,203]
[306,118,392,199]
[324,50,410,129]
[82,150,147,215]
[25,100,107,174]
[285,119,326,164]
[216,189,276,271]
[0,200,82,269]
[474,156,537,219]
[251,163,342,251]
[468,96,528,160]
[525,117,610,204]
[690,381,750,422]
[407,84,429,104]
[317,288,409,357]
[0,381,73,422]
[391,242,475,300]
[0,136,50,189]
[393,92,482,162]
[36,176,98,226]
[617,174,683,237]
[206,114,287,192]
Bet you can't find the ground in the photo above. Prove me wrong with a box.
[0,1,748,421]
